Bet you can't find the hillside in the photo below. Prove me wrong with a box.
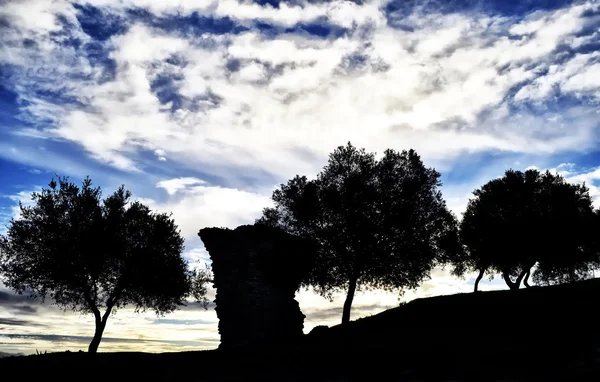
[2,279,600,381]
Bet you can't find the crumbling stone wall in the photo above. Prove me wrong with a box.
[198,224,315,350]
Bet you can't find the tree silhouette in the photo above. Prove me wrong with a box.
[454,169,600,291]
[0,177,206,353]
[257,142,461,324]
[532,173,600,285]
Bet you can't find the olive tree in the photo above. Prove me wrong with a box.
[258,143,461,324]
[0,177,207,353]
[453,169,600,290]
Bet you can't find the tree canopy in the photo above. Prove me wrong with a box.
[257,142,461,324]
[0,177,207,353]
[451,169,600,290]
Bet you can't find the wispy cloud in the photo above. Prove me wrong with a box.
[156,177,207,195]
[2,1,599,182]
[139,178,271,243]
[0,318,46,327]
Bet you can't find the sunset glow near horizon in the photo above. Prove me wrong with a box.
[1,0,600,356]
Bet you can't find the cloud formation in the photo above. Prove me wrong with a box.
[141,178,271,242]
[2,0,599,182]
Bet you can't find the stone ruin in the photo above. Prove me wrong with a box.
[198,224,316,350]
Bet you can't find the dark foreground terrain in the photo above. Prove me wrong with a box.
[3,280,600,381]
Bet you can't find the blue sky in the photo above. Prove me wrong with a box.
[1,0,600,355]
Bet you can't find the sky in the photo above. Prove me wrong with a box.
[1,0,600,356]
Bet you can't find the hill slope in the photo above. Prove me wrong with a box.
[303,279,600,379]
[3,279,600,381]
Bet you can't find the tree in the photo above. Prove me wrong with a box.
[0,177,207,353]
[455,169,600,291]
[257,142,461,324]
[532,173,600,285]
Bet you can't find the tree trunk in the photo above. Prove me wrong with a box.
[88,306,113,354]
[502,270,519,291]
[88,319,106,354]
[517,263,535,289]
[523,270,531,288]
[515,269,528,289]
[474,268,484,293]
[341,277,358,325]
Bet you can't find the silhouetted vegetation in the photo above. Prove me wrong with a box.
[0,177,208,353]
[447,169,600,291]
[257,142,461,324]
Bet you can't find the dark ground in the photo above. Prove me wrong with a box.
[2,279,600,381]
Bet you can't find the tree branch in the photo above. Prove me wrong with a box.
[82,281,100,318]
[106,284,123,308]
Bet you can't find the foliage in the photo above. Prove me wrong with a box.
[257,142,461,323]
[454,169,600,289]
[188,262,213,309]
[0,176,206,352]
[532,173,600,285]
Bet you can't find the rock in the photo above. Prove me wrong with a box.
[199,224,316,350]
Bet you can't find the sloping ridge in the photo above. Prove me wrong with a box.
[302,278,600,379]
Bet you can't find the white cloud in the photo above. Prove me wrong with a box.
[1,1,598,184]
[77,0,386,29]
[111,24,189,64]
[154,149,167,161]
[562,63,600,95]
[514,52,600,101]
[182,246,211,265]
[233,61,267,83]
[156,177,207,195]
[142,179,271,242]
[568,168,600,184]
[0,0,76,34]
